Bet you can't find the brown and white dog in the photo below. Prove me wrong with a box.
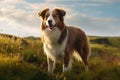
[38,8,90,73]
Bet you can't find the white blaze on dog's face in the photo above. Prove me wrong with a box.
[45,9,55,29]
[38,8,66,31]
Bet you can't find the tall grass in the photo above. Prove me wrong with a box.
[0,54,53,80]
[0,35,120,80]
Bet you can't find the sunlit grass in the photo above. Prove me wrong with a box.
[0,34,120,80]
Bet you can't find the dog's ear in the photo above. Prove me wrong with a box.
[55,8,66,16]
[38,8,49,19]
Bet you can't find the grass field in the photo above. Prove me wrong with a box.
[0,33,120,80]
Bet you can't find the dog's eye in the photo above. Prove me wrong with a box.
[45,14,49,18]
[53,15,57,18]
[45,15,48,18]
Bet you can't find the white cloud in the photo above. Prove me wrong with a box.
[45,0,120,2]
[92,17,118,23]
[0,0,25,7]
[0,0,41,37]
[65,11,120,36]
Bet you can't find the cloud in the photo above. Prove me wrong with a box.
[65,12,120,36]
[45,0,120,2]
[0,6,39,27]
[0,0,25,8]
[0,0,41,36]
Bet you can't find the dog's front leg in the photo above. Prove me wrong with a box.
[47,56,55,73]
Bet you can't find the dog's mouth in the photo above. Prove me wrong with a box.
[48,24,56,30]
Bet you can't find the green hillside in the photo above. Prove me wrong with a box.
[0,33,120,80]
[90,36,120,57]
[90,36,120,48]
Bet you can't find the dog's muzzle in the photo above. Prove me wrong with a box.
[48,20,55,29]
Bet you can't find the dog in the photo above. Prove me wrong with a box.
[38,8,90,73]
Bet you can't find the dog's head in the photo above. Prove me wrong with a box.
[38,8,66,31]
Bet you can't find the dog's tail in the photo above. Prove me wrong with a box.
[84,37,91,60]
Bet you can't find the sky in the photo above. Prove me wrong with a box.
[0,0,120,37]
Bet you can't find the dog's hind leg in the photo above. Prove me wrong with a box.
[77,48,89,71]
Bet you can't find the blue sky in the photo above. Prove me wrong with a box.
[0,0,120,37]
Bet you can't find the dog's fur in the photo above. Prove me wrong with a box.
[38,8,90,73]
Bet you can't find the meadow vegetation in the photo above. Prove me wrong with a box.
[0,33,120,80]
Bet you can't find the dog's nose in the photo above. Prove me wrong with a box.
[48,20,52,24]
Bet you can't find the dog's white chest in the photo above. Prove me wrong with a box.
[42,27,61,43]
[42,28,68,62]
[44,43,64,61]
